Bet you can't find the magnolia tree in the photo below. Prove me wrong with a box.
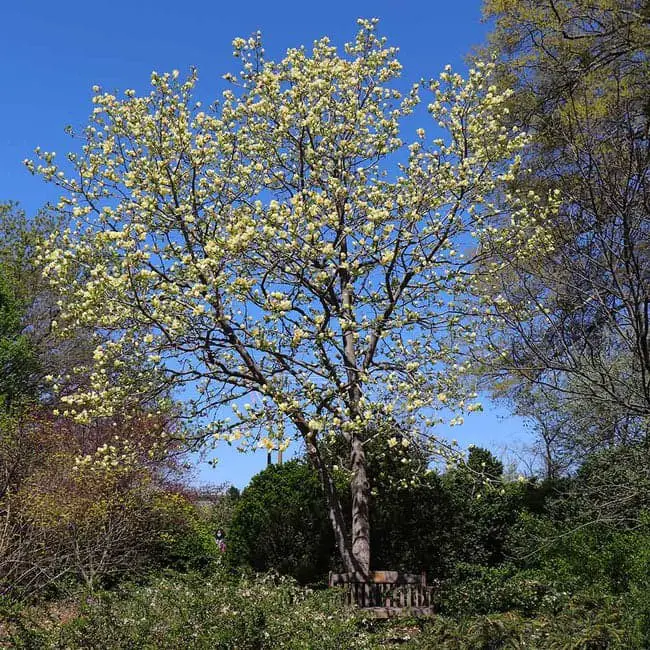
[32,21,530,576]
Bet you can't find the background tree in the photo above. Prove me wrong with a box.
[478,0,650,458]
[188,483,241,538]
[0,202,101,409]
[0,410,200,598]
[33,21,530,576]
[368,459,455,578]
[0,202,203,600]
[227,446,552,585]
[0,270,38,409]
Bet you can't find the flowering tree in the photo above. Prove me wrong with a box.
[33,21,528,576]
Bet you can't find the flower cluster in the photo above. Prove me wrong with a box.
[32,20,538,472]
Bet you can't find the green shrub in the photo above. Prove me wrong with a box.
[413,605,634,650]
[49,571,365,649]
[438,563,551,617]
[227,461,335,584]
[150,493,221,573]
[509,512,650,596]
[4,569,646,649]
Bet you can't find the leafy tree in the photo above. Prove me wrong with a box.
[0,202,100,409]
[439,447,545,568]
[149,493,221,573]
[0,270,38,408]
[188,483,241,537]
[499,383,578,479]
[0,202,61,294]
[0,202,49,408]
[369,468,456,577]
[0,204,198,598]
[228,447,531,582]
[229,456,456,582]
[0,409,191,598]
[479,0,650,457]
[572,441,650,526]
[33,21,531,576]
[466,445,504,479]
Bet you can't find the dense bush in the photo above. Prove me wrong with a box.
[437,563,551,617]
[1,568,645,649]
[227,461,335,583]
[3,571,365,650]
[148,493,221,574]
[371,447,556,579]
[413,604,636,650]
[0,411,209,599]
[439,448,543,570]
[0,270,38,408]
[227,449,555,584]
[510,515,650,590]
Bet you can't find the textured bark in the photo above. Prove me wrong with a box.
[339,228,371,577]
[350,433,371,577]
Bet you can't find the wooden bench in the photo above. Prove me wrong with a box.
[328,570,435,617]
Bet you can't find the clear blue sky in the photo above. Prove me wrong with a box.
[1,0,532,487]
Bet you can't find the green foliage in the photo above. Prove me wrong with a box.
[227,448,550,583]
[370,471,456,576]
[479,0,650,459]
[466,446,504,479]
[509,512,650,594]
[438,563,550,617]
[195,484,241,537]
[36,571,364,649]
[0,269,38,408]
[415,603,634,650]
[500,510,650,645]
[0,202,65,410]
[150,494,221,573]
[439,449,534,569]
[370,447,560,580]
[227,461,335,583]
[3,569,645,649]
[574,443,650,526]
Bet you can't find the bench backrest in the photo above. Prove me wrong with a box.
[329,571,431,609]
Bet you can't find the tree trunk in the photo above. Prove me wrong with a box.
[338,230,370,577]
[350,433,370,578]
[297,416,358,574]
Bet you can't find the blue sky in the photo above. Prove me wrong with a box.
[1,0,532,487]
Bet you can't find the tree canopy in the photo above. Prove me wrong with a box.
[479,0,650,457]
[33,20,539,575]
